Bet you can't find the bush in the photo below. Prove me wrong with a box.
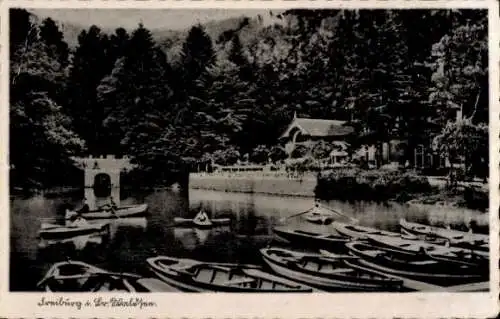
[250,145,269,164]
[463,186,488,211]
[291,145,309,159]
[315,168,432,202]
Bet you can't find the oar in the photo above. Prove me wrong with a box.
[279,208,313,223]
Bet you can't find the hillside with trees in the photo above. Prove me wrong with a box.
[10,9,488,192]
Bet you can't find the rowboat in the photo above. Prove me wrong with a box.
[37,261,175,292]
[366,234,489,268]
[146,256,313,292]
[399,218,489,251]
[65,203,148,220]
[260,247,404,291]
[173,212,230,228]
[272,227,349,251]
[38,221,109,239]
[303,206,337,225]
[344,242,486,286]
[332,222,418,240]
[173,218,231,228]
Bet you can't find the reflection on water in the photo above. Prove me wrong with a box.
[173,226,231,251]
[9,188,488,291]
[38,234,104,251]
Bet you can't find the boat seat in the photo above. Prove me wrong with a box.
[328,268,354,274]
[222,278,256,286]
[171,265,194,274]
[411,260,437,265]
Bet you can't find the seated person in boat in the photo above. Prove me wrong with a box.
[98,196,118,213]
[194,210,210,223]
[71,215,89,227]
[77,197,90,214]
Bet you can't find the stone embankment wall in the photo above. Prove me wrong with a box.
[189,173,317,197]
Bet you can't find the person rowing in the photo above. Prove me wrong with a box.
[65,198,90,226]
[98,196,118,216]
[78,197,90,214]
[66,198,90,220]
[193,209,211,226]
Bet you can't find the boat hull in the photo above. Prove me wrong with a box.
[399,219,489,250]
[173,217,231,228]
[147,256,312,293]
[333,222,411,240]
[39,223,109,239]
[366,234,489,269]
[346,242,486,287]
[69,204,149,220]
[272,227,349,252]
[260,249,403,292]
[38,261,152,292]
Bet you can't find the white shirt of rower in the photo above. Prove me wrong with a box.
[71,216,89,227]
[194,211,210,222]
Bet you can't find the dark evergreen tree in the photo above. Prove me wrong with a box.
[10,11,84,191]
[39,17,69,66]
[98,23,173,176]
[67,25,111,155]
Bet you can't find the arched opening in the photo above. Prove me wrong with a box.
[93,173,111,197]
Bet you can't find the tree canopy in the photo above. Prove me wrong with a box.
[9,9,489,189]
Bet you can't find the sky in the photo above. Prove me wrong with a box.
[30,9,274,31]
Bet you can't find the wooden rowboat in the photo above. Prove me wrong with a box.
[174,210,230,229]
[173,217,230,228]
[260,247,404,291]
[303,206,337,225]
[344,242,486,287]
[39,221,109,239]
[146,256,313,292]
[366,234,489,268]
[66,204,148,220]
[37,261,175,292]
[272,227,349,252]
[332,222,418,240]
[399,218,489,251]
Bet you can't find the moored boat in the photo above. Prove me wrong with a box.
[272,226,349,252]
[66,203,148,220]
[37,261,172,292]
[399,218,489,251]
[366,234,488,268]
[260,247,404,291]
[332,222,418,240]
[146,256,313,292]
[38,221,109,239]
[344,242,486,287]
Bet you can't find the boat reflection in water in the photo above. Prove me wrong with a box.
[105,217,148,239]
[37,217,148,258]
[38,234,105,251]
[173,226,231,251]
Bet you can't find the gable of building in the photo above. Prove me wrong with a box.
[280,117,354,139]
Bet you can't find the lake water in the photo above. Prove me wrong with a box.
[9,188,489,291]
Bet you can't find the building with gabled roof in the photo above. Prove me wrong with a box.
[279,113,354,159]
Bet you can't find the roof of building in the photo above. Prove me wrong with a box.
[280,117,354,139]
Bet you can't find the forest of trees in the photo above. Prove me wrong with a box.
[10,9,489,191]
